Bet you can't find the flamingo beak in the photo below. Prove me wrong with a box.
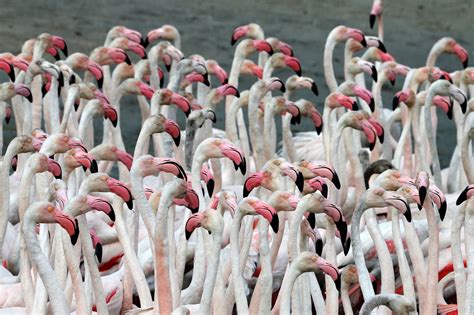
[370,65,378,82]
[94,242,103,263]
[392,95,400,110]
[335,219,348,244]
[0,60,16,82]
[456,186,472,205]
[270,214,279,233]
[107,178,134,209]
[343,237,351,255]
[311,82,319,96]
[418,186,427,206]
[243,172,263,197]
[331,172,341,189]
[370,14,376,29]
[307,212,316,229]
[315,238,324,256]
[207,178,215,197]
[56,211,79,245]
[47,158,62,179]
[439,200,447,221]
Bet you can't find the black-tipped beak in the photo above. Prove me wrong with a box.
[107,207,116,222]
[172,163,187,181]
[210,110,217,123]
[234,89,240,98]
[371,66,378,82]
[360,37,367,48]
[94,242,103,263]
[74,100,79,111]
[110,117,118,128]
[315,123,323,135]
[295,171,304,192]
[336,220,347,245]
[418,186,427,206]
[343,237,351,255]
[456,186,469,205]
[126,199,133,210]
[315,238,323,256]
[369,140,376,151]
[7,64,15,82]
[223,78,229,84]
[369,14,376,29]
[71,219,80,245]
[159,75,164,88]
[240,158,247,175]
[290,114,299,125]
[61,43,68,57]
[231,37,237,46]
[26,92,33,103]
[97,76,104,90]
[90,160,98,173]
[5,114,10,124]
[189,205,199,214]
[124,54,132,65]
[366,98,373,113]
[165,63,171,72]
[307,212,316,229]
[69,74,76,85]
[352,101,359,111]
[447,102,453,120]
[243,178,252,198]
[378,129,384,144]
[58,72,64,87]
[142,36,149,48]
[270,214,279,233]
[172,135,181,147]
[206,178,215,197]
[332,172,341,189]
[185,229,193,240]
[403,205,412,222]
[439,201,447,221]
[243,186,251,198]
[392,96,400,110]
[463,58,468,69]
[460,97,467,114]
[390,79,396,86]
[202,74,210,87]
[334,273,341,291]
[295,68,302,77]
[377,40,387,53]
[52,49,61,61]
[311,82,319,96]
[279,84,286,93]
[12,155,17,172]
[41,84,48,98]
[321,184,328,198]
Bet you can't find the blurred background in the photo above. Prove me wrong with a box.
[0,0,472,166]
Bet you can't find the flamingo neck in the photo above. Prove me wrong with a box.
[23,218,69,314]
[324,34,339,93]
[350,196,376,299]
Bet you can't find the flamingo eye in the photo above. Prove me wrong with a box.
[47,206,54,213]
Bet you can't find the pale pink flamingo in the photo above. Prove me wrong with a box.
[231,198,278,314]
[359,294,416,315]
[351,187,410,301]
[279,252,340,314]
[22,202,78,314]
[183,208,224,313]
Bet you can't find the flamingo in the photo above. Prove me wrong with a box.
[23,202,78,314]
